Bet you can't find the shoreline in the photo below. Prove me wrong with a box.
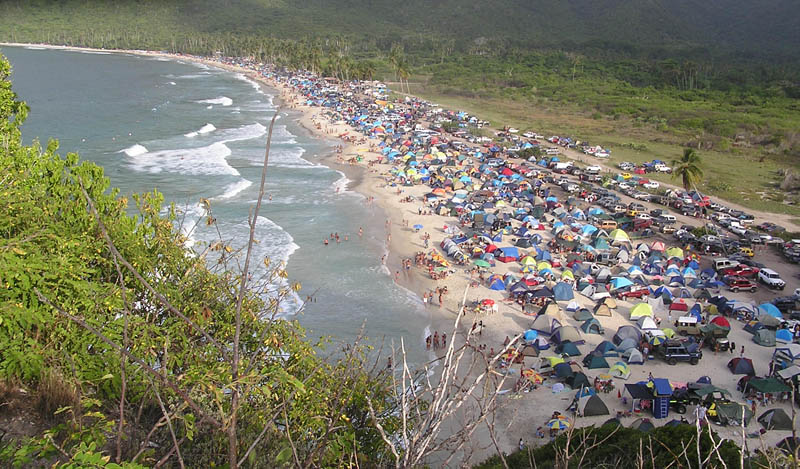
[4,42,798,463]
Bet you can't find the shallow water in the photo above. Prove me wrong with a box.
[2,45,431,365]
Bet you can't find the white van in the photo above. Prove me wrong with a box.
[660,214,676,223]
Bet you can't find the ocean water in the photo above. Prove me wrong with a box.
[2,45,430,364]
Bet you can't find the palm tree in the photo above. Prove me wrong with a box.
[671,148,704,191]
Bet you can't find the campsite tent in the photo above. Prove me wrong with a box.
[583,353,610,369]
[573,309,594,321]
[728,357,755,376]
[594,303,613,317]
[613,326,642,346]
[623,348,644,365]
[594,341,619,357]
[552,326,581,344]
[555,341,581,356]
[553,282,574,301]
[580,318,604,335]
[630,303,653,319]
[754,329,777,347]
[759,409,793,431]
[532,315,561,335]
[610,361,631,379]
[566,372,590,390]
[577,394,610,417]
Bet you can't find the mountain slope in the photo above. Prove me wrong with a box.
[0,0,797,58]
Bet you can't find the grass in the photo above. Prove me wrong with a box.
[404,78,800,217]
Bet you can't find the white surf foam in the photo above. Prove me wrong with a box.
[198,96,233,106]
[168,81,177,85]
[199,123,216,134]
[119,144,148,157]
[24,46,46,50]
[184,123,217,138]
[79,50,110,55]
[217,122,267,143]
[125,141,238,176]
[214,179,253,201]
[235,73,263,94]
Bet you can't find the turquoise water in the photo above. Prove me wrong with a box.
[2,45,430,364]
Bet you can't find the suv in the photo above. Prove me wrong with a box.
[657,340,702,365]
[674,316,702,337]
[704,335,731,353]
[758,268,786,290]
[724,276,758,293]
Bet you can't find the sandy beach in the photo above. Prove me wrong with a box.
[4,42,800,465]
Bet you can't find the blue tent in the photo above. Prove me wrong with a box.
[610,277,634,290]
[776,329,793,343]
[488,277,506,290]
[758,303,782,319]
[524,329,539,341]
[553,282,574,301]
[499,247,519,259]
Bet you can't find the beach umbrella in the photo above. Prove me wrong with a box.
[546,417,571,430]
[473,259,491,268]
[413,224,423,230]
[649,335,666,346]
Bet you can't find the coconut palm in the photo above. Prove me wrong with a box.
[671,148,704,190]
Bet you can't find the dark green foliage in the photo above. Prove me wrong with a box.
[476,423,741,468]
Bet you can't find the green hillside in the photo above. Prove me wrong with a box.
[0,0,798,59]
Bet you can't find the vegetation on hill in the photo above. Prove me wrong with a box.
[0,54,400,467]
[1,1,799,218]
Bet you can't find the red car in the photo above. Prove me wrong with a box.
[616,287,649,299]
[724,276,758,293]
[721,265,760,278]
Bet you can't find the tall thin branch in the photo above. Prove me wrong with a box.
[231,109,280,468]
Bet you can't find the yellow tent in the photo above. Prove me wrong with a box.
[666,247,684,258]
[561,270,575,279]
[537,261,552,271]
[545,356,565,367]
[608,229,630,242]
[520,256,537,265]
[629,303,653,319]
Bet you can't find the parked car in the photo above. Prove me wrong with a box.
[724,276,758,293]
[758,268,786,290]
[720,265,760,278]
[616,287,649,299]
[643,181,660,190]
[657,339,702,365]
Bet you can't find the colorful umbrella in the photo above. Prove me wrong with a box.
[473,260,491,268]
[546,417,571,430]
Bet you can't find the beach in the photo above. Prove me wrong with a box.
[4,42,800,465]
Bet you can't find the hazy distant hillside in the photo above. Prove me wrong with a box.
[1,0,799,58]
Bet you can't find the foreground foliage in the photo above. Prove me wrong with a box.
[477,423,742,469]
[0,54,398,467]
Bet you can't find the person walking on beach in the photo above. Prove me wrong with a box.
[441,333,447,348]
[433,331,440,349]
[358,227,363,237]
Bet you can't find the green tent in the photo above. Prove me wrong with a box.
[759,408,793,430]
[715,402,753,426]
[582,353,610,369]
[754,329,776,347]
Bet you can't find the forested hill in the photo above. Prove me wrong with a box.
[1,0,799,59]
